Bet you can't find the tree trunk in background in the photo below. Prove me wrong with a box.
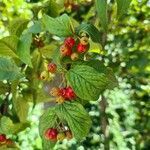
[100,95,109,150]
[100,32,110,150]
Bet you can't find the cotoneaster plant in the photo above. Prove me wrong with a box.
[0,0,132,149]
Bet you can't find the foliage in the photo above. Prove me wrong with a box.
[0,0,149,150]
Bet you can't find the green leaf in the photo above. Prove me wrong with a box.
[76,23,101,43]
[0,57,22,81]
[39,107,57,150]
[105,68,118,89]
[116,0,132,18]
[31,50,42,73]
[13,97,29,123]
[73,60,118,90]
[89,40,102,53]
[39,44,57,59]
[51,48,61,65]
[95,0,108,31]
[43,0,62,17]
[9,18,29,37]
[11,80,19,98]
[66,65,108,101]
[83,60,118,89]
[39,101,91,147]
[0,36,19,58]
[56,101,92,140]
[42,139,56,150]
[17,33,33,67]
[0,116,30,134]
[75,97,89,106]
[28,21,43,34]
[11,81,30,123]
[41,14,74,37]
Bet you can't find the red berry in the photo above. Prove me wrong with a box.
[59,87,76,100]
[60,45,72,56]
[45,128,58,141]
[77,43,87,53]
[47,63,57,73]
[64,37,75,48]
[0,134,6,143]
[59,88,67,98]
[65,87,76,100]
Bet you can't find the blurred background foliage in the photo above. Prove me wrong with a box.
[0,0,150,150]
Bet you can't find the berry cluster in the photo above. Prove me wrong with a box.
[44,128,72,141]
[0,134,13,146]
[39,33,89,81]
[50,86,76,104]
[60,34,89,61]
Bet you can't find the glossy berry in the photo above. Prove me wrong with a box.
[64,37,75,48]
[50,87,60,97]
[59,87,76,100]
[60,45,72,56]
[45,128,58,141]
[59,88,67,98]
[0,134,6,143]
[77,43,87,53]
[71,53,79,61]
[65,131,73,140]
[57,132,66,141]
[47,63,57,73]
[65,87,76,100]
